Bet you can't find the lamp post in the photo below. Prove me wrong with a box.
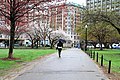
[85,25,88,51]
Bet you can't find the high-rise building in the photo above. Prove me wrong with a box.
[49,2,85,46]
[86,0,120,13]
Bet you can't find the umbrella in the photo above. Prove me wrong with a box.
[59,39,66,43]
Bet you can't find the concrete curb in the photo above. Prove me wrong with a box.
[81,50,109,80]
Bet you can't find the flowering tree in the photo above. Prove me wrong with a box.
[0,0,64,59]
[47,29,71,49]
[47,30,62,49]
[28,1,66,48]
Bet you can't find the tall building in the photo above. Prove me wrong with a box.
[86,0,120,13]
[49,2,85,46]
[0,1,85,47]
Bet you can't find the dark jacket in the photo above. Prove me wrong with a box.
[57,41,63,50]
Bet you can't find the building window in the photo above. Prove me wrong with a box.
[68,29,71,31]
[77,36,80,39]
[74,36,76,39]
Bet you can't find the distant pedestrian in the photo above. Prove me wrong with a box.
[77,43,80,49]
[56,41,63,58]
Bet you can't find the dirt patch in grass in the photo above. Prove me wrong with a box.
[1,57,21,61]
[98,64,120,80]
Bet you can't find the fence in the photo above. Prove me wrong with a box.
[87,50,112,73]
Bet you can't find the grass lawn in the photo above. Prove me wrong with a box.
[88,49,120,73]
[0,49,56,76]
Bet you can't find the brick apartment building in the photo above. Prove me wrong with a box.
[0,0,85,47]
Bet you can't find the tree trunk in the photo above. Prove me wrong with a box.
[31,40,34,48]
[99,42,103,50]
[110,43,113,49]
[50,41,53,49]
[50,46,52,49]
[50,44,53,49]
[8,21,15,58]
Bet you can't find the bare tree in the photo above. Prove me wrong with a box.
[82,10,120,34]
[0,0,64,59]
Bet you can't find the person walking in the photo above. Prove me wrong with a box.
[56,40,63,58]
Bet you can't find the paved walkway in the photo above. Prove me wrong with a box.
[13,48,108,80]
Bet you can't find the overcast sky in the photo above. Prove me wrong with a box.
[67,0,86,6]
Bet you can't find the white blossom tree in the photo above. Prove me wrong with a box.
[47,29,72,48]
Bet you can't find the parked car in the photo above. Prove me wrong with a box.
[14,44,19,47]
[74,44,80,48]
[87,44,94,48]
[45,44,50,47]
[0,43,5,47]
[96,43,105,48]
[112,43,120,49]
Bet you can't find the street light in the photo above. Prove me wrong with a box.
[85,25,88,51]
